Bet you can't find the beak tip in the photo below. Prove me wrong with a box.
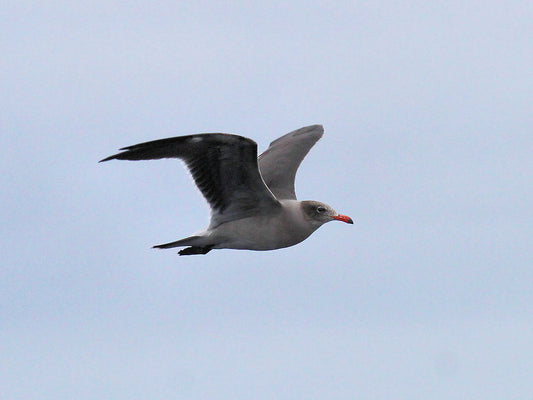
[333,214,354,224]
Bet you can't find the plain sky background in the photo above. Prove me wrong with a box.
[1,1,532,399]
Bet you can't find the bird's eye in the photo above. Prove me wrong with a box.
[316,206,327,213]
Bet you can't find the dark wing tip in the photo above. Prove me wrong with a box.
[99,154,116,163]
[99,133,254,164]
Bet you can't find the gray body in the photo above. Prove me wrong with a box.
[100,125,353,255]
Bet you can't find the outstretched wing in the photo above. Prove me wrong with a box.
[258,125,324,200]
[101,133,281,226]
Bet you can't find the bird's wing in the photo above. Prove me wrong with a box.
[100,133,281,226]
[257,125,324,200]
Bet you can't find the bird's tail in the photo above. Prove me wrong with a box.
[153,235,205,249]
[153,235,215,256]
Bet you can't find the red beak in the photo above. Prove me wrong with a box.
[332,214,354,224]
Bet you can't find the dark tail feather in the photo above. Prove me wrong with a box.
[152,235,203,249]
[153,235,216,255]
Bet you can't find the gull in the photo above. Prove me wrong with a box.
[100,124,353,255]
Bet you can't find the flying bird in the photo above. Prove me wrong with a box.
[100,124,353,255]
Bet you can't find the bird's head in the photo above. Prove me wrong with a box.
[301,200,354,227]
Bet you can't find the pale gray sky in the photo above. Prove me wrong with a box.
[1,1,532,399]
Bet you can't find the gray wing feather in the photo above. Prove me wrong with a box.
[258,125,324,200]
[101,133,280,226]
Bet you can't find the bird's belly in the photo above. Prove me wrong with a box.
[212,215,314,251]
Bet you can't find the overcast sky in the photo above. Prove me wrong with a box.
[1,1,532,399]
